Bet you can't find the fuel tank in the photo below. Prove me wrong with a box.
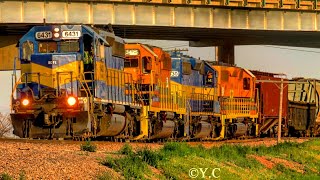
[98,114,127,136]
[233,123,247,137]
[194,121,212,138]
[151,120,175,139]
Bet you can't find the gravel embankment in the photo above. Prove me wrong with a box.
[0,139,162,179]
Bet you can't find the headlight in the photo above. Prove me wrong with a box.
[67,96,76,106]
[54,33,60,38]
[22,99,30,106]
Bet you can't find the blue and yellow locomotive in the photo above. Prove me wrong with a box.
[169,51,219,139]
[11,25,142,140]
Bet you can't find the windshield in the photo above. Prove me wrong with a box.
[38,41,57,53]
[60,41,80,53]
[124,58,139,68]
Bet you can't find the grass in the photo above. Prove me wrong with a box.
[0,171,26,180]
[97,172,120,180]
[100,139,320,180]
[18,171,26,180]
[80,140,97,152]
[0,173,13,180]
[102,155,150,179]
[119,143,134,155]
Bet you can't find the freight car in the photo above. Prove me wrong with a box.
[251,70,289,137]
[288,78,319,137]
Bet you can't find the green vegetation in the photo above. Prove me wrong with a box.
[119,143,134,155]
[80,140,97,152]
[100,139,320,180]
[97,172,120,180]
[102,155,150,179]
[18,171,26,180]
[0,171,27,180]
[0,173,13,180]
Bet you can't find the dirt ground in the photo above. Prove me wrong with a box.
[0,138,311,179]
[0,139,162,179]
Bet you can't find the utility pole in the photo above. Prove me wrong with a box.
[278,78,284,143]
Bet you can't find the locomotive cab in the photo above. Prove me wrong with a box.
[124,43,159,85]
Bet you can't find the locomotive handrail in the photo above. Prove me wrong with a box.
[133,84,145,106]
[77,75,93,118]
[189,93,216,114]
[81,72,94,98]
[106,67,143,105]
[220,97,258,116]
[56,71,74,96]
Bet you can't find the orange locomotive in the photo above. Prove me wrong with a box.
[210,63,259,139]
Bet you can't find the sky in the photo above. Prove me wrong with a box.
[2,40,320,113]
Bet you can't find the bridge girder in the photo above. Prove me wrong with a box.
[0,0,319,32]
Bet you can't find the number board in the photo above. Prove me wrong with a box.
[62,31,81,39]
[35,31,53,40]
[171,71,180,77]
[125,49,140,56]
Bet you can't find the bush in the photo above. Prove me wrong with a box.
[0,173,13,180]
[102,156,118,170]
[137,147,163,167]
[102,155,148,179]
[80,140,97,152]
[119,143,133,155]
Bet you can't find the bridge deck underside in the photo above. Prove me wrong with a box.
[2,25,320,48]
[0,1,320,30]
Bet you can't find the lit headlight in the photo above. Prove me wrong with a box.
[67,96,76,106]
[22,99,30,106]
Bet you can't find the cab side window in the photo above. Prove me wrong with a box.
[182,62,192,75]
[243,78,251,90]
[22,41,34,61]
[142,56,152,73]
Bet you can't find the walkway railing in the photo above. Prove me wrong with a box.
[220,97,258,116]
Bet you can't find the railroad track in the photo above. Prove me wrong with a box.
[0,136,317,146]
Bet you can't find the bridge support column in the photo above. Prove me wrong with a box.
[0,35,20,71]
[215,42,235,65]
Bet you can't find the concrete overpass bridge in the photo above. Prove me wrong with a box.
[1,0,320,69]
